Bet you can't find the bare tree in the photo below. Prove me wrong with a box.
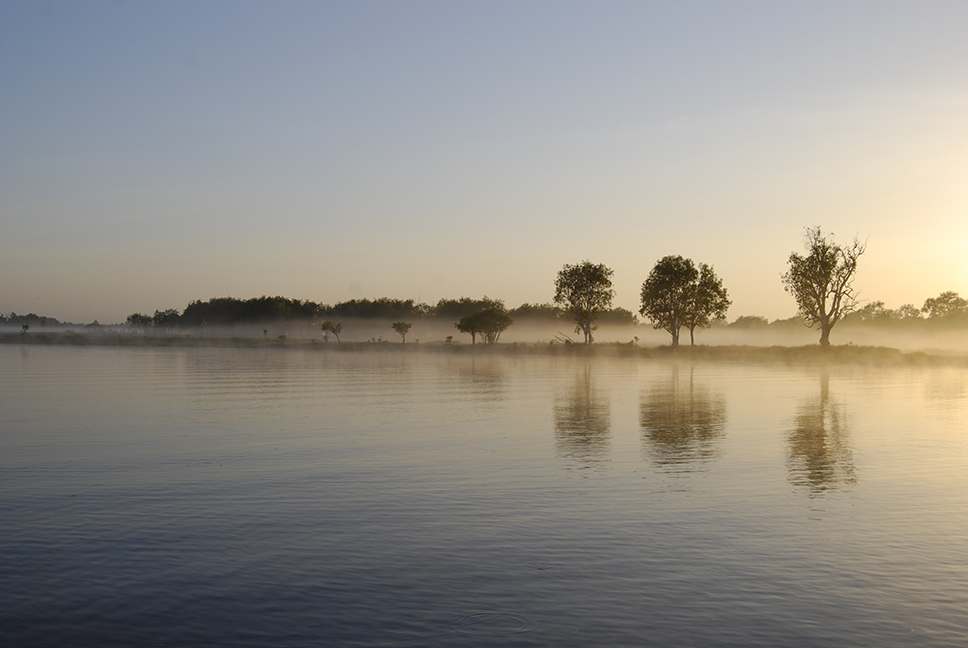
[782,227,866,347]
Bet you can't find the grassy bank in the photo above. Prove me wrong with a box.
[4,331,967,367]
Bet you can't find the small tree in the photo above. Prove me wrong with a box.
[553,261,615,344]
[320,320,342,343]
[455,314,480,344]
[392,321,412,343]
[781,226,866,347]
[456,307,513,344]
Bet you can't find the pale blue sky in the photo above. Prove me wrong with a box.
[3,1,967,324]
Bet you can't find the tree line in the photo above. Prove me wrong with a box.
[123,295,638,333]
[17,226,964,347]
[551,227,964,347]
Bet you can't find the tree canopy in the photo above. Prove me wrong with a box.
[391,321,412,343]
[320,320,342,343]
[433,297,504,320]
[553,261,615,344]
[681,263,730,345]
[640,256,730,347]
[126,313,153,330]
[455,307,514,344]
[921,291,968,322]
[152,308,182,332]
[781,226,866,347]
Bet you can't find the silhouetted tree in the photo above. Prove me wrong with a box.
[596,307,640,326]
[894,304,922,321]
[848,300,893,324]
[729,315,770,328]
[553,261,615,344]
[639,255,697,348]
[392,321,412,343]
[455,307,513,344]
[126,313,153,332]
[181,296,320,327]
[683,263,730,345]
[781,226,866,347]
[433,297,503,319]
[508,302,564,321]
[320,320,342,343]
[324,298,423,320]
[922,291,968,322]
[5,312,63,327]
[152,308,181,333]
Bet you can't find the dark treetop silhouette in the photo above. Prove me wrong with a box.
[553,261,615,344]
[640,255,730,348]
[782,227,866,347]
[455,307,514,345]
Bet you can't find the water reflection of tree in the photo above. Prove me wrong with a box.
[640,367,727,471]
[451,358,507,402]
[554,365,611,468]
[787,371,856,495]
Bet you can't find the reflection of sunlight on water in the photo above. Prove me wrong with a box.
[923,368,968,420]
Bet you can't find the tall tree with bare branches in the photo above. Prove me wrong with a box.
[782,227,866,347]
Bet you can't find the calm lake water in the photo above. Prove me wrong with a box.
[2,344,967,647]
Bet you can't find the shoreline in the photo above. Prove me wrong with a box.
[3,331,967,367]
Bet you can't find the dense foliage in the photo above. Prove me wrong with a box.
[455,307,514,344]
[553,261,615,344]
[639,256,731,347]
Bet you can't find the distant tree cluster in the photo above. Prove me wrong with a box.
[1,312,68,327]
[840,291,968,328]
[322,298,425,320]
[181,296,319,327]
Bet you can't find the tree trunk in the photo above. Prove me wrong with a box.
[819,326,831,348]
[671,327,680,348]
[689,327,695,346]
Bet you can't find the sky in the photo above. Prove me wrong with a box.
[2,0,967,324]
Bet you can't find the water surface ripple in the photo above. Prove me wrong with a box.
[2,346,967,647]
